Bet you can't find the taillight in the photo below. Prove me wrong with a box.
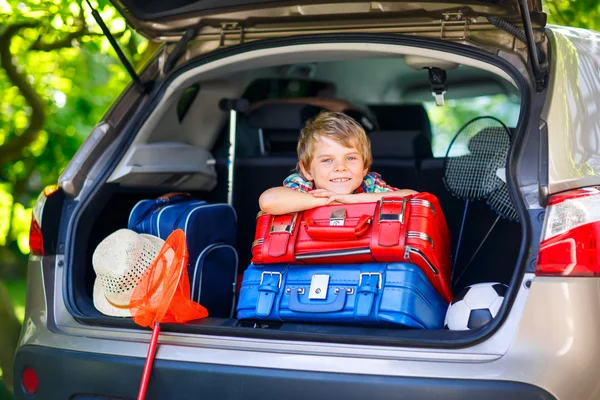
[29,218,44,256]
[21,367,39,394]
[29,184,59,256]
[536,187,600,276]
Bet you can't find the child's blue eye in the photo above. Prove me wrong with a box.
[321,158,332,163]
[347,156,357,161]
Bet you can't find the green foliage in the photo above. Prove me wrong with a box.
[0,0,153,265]
[544,0,600,31]
[425,95,521,157]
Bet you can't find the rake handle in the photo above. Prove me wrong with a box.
[137,322,161,400]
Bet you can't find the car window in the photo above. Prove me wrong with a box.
[424,94,521,157]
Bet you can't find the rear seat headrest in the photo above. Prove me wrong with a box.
[246,98,378,133]
[367,104,432,142]
[367,104,433,159]
[369,131,432,159]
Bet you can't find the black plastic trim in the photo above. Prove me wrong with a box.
[63,32,536,349]
[14,345,557,400]
[40,189,65,255]
[86,0,148,93]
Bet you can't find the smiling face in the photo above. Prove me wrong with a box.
[300,136,368,194]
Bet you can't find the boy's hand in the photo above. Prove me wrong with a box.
[325,194,361,204]
[308,189,338,198]
[310,190,359,205]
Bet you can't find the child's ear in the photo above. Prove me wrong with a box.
[299,162,314,181]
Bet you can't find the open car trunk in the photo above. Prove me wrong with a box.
[60,30,539,348]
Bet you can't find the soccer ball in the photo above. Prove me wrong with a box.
[444,282,508,330]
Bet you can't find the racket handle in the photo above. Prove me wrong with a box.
[137,322,161,400]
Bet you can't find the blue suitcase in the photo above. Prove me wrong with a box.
[128,193,238,317]
[237,262,447,328]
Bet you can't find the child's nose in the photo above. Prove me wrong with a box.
[333,160,348,171]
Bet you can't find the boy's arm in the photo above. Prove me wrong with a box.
[322,189,418,204]
[259,187,329,215]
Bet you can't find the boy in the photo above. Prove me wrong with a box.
[259,111,417,215]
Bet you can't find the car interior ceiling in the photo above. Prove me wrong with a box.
[78,56,523,329]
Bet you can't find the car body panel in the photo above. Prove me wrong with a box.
[17,252,600,399]
[14,345,556,400]
[542,26,600,194]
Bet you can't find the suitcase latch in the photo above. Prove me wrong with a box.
[309,274,330,299]
[330,208,347,226]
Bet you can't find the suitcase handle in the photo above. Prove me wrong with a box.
[130,192,193,229]
[288,290,347,313]
[157,192,191,201]
[303,215,371,241]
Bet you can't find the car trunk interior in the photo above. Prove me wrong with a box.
[66,40,527,345]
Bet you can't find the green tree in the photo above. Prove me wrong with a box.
[0,0,157,393]
[544,0,600,31]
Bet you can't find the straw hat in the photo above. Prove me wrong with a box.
[93,229,165,317]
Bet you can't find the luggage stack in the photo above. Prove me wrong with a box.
[237,192,452,329]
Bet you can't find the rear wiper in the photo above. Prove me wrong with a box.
[84,0,152,94]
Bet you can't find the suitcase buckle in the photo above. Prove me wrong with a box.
[260,271,282,288]
[358,273,382,289]
[270,213,298,234]
[378,197,407,224]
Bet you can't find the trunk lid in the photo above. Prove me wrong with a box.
[109,0,546,42]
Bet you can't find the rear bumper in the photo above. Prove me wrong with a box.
[21,252,600,399]
[14,345,555,400]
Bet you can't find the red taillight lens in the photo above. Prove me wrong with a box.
[29,218,44,256]
[28,184,59,256]
[536,187,600,276]
[22,367,39,394]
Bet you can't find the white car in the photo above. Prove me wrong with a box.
[14,1,600,399]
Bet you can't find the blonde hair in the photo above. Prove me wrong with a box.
[296,111,372,176]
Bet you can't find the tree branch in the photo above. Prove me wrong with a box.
[0,23,46,165]
[546,0,570,27]
[0,21,37,40]
[30,28,88,51]
[30,29,127,51]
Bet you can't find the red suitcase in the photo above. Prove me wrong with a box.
[251,193,452,302]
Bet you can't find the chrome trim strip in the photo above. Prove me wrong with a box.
[410,199,436,216]
[404,246,439,275]
[296,247,371,260]
[407,231,434,249]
